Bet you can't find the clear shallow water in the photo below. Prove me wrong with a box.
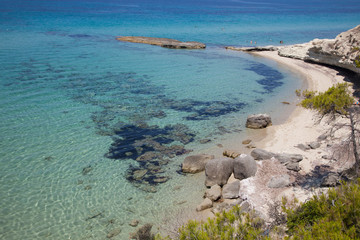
[1,0,360,239]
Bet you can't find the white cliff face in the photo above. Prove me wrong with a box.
[278,25,360,74]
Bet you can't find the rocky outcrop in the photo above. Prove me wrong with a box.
[182,154,215,173]
[205,158,234,187]
[246,114,272,129]
[116,36,206,49]
[279,25,360,74]
[233,154,257,180]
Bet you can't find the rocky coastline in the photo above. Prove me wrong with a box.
[155,25,360,238]
[226,24,360,74]
[116,26,360,238]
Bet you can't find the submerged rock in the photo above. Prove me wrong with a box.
[196,198,213,211]
[246,114,272,129]
[130,223,154,240]
[182,154,215,173]
[107,228,121,239]
[116,36,206,49]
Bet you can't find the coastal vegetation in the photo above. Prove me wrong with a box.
[297,83,354,115]
[155,179,360,239]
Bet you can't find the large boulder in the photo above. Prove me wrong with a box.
[205,158,234,187]
[251,149,275,160]
[182,154,215,173]
[204,184,222,201]
[246,114,272,129]
[222,180,241,199]
[233,154,257,180]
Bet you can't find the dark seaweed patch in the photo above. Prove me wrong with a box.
[247,63,284,93]
[163,99,246,121]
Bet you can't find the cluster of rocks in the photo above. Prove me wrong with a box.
[116,36,206,49]
[278,24,360,74]
[251,149,303,172]
[182,153,258,212]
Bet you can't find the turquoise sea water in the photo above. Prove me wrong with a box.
[1,0,360,239]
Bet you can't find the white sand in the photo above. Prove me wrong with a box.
[234,51,353,221]
[251,51,347,172]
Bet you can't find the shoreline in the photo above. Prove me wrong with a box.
[166,49,353,234]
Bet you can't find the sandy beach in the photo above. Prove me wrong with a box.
[172,49,356,231]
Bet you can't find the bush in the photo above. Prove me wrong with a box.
[300,83,354,115]
[283,179,360,239]
[156,206,269,240]
[355,55,360,68]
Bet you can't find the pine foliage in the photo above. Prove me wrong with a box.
[299,83,354,115]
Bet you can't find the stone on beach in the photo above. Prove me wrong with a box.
[204,184,222,201]
[182,154,215,173]
[251,149,275,160]
[222,180,241,199]
[246,114,272,129]
[116,36,206,49]
[285,161,301,172]
[205,158,234,187]
[223,149,241,159]
[309,141,321,149]
[321,173,340,187]
[233,154,257,180]
[267,174,291,188]
[274,153,303,164]
[196,198,213,211]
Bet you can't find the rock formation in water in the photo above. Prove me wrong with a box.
[116,36,206,49]
[279,24,360,74]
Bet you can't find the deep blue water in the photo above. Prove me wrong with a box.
[1,0,359,239]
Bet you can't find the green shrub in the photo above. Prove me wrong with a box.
[283,179,360,239]
[355,55,360,68]
[156,206,269,240]
[300,83,354,115]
